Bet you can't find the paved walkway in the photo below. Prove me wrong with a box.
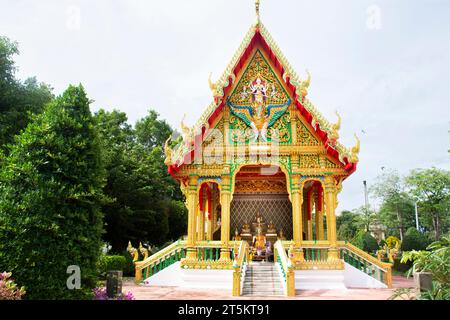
[122,276,415,300]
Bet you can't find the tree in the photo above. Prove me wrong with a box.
[337,210,359,241]
[94,109,186,252]
[371,170,415,241]
[352,206,377,232]
[405,168,450,240]
[0,85,105,299]
[0,37,53,150]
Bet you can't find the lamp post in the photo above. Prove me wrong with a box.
[414,200,420,231]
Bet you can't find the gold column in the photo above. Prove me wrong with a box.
[291,175,305,262]
[220,175,232,261]
[324,176,339,261]
[307,192,313,240]
[289,104,298,145]
[206,190,212,240]
[315,188,325,240]
[186,176,198,260]
[197,186,206,241]
[198,200,205,241]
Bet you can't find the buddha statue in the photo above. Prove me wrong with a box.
[252,212,267,235]
[267,220,276,234]
[234,228,241,241]
[278,228,286,240]
[253,226,266,258]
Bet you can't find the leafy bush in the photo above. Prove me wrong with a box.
[351,230,379,254]
[401,227,430,252]
[98,256,127,277]
[0,272,26,300]
[0,85,105,299]
[401,235,450,300]
[393,258,413,274]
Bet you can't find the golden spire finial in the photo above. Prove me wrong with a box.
[255,0,261,23]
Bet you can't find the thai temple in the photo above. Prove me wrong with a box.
[129,1,393,297]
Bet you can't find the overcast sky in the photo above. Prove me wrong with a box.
[1,0,449,213]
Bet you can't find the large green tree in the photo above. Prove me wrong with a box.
[0,36,53,150]
[0,85,105,299]
[405,168,449,240]
[95,109,186,252]
[371,170,416,241]
[337,210,360,241]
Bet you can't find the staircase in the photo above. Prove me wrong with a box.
[242,262,284,296]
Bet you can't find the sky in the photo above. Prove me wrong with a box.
[1,0,449,213]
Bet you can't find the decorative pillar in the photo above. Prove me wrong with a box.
[291,175,305,262]
[315,184,325,240]
[307,188,313,240]
[206,187,212,240]
[186,176,198,260]
[324,176,339,261]
[197,186,206,241]
[289,104,298,145]
[220,175,232,261]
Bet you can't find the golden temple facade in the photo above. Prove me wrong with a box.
[132,2,392,296]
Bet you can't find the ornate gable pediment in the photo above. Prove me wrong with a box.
[227,49,291,144]
[167,19,359,178]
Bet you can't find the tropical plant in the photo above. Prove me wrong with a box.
[400,235,450,300]
[0,272,26,300]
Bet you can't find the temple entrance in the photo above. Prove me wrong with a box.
[231,165,292,262]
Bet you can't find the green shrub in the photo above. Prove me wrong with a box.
[393,257,412,274]
[98,255,127,276]
[401,227,429,251]
[0,85,105,299]
[120,251,135,277]
[351,230,379,254]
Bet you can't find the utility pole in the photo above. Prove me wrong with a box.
[363,180,369,211]
[363,180,370,231]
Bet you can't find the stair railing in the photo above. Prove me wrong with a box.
[134,240,186,283]
[274,240,295,297]
[232,241,248,296]
[338,241,393,288]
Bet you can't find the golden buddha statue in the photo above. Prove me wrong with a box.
[278,228,286,240]
[253,226,266,252]
[234,228,241,241]
[267,220,275,232]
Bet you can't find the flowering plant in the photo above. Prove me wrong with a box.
[92,287,135,300]
[0,272,26,300]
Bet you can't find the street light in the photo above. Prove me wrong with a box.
[414,200,420,231]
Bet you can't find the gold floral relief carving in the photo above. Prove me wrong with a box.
[234,179,287,194]
[297,121,320,146]
[300,155,320,168]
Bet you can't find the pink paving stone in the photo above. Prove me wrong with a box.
[122,275,415,300]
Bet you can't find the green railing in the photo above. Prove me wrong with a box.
[135,240,187,282]
[338,241,392,288]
